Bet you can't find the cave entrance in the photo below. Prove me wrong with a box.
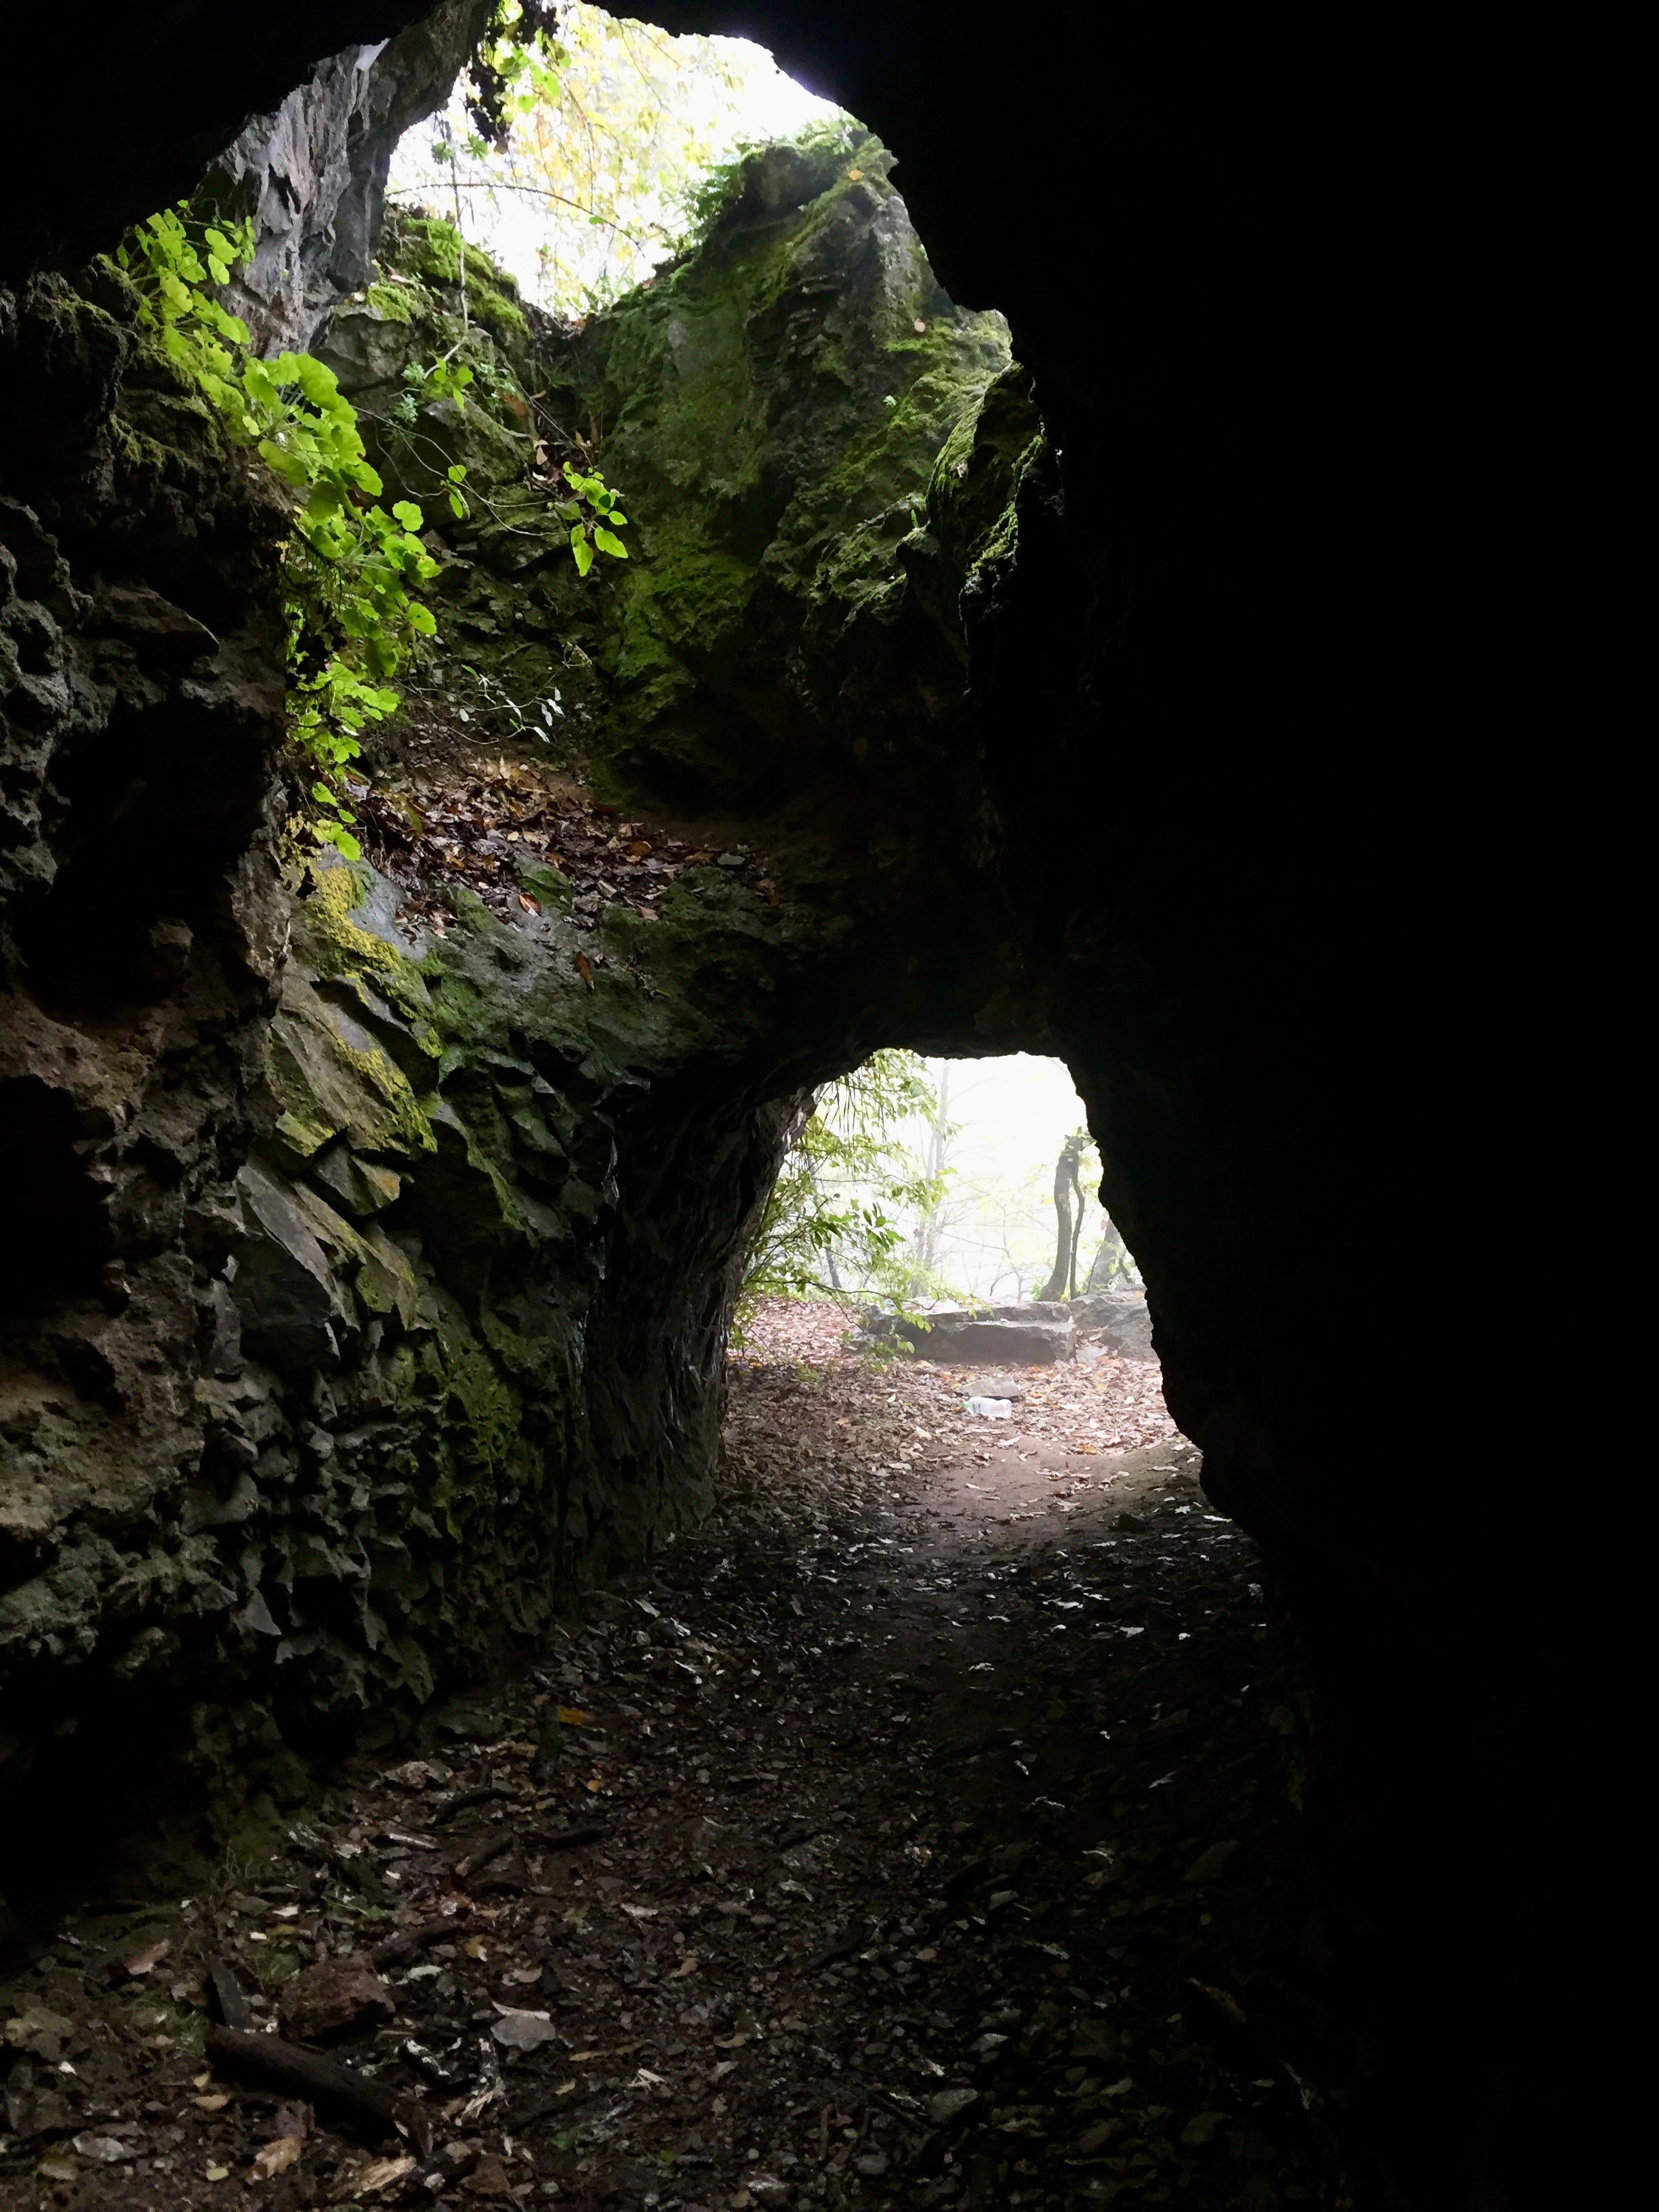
[745,1051,1143,1319]
[388,3,842,316]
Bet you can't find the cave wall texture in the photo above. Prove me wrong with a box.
[1,5,1536,2207]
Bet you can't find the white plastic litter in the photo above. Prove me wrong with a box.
[964,1396,1013,1418]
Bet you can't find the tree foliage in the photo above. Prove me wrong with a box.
[112,201,624,854]
[394,1,836,314]
[738,1052,950,1331]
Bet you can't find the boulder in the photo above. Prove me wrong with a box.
[1068,1291,1154,1358]
[883,1309,1075,1365]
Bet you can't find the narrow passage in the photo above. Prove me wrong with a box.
[0,1309,1343,2210]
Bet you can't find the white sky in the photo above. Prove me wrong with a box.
[389,9,838,312]
[892,1056,1135,1306]
[929,1054,1091,1190]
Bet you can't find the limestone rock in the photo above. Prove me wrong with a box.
[1069,1292,1154,1358]
[870,1307,1076,1365]
[205,1,495,356]
[232,1156,354,1371]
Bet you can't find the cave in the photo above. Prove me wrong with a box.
[1,5,1537,2208]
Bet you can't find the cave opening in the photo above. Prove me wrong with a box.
[0,2,1540,2203]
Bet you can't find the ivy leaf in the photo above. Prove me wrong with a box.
[392,500,424,531]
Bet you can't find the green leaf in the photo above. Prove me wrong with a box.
[448,488,469,520]
[447,464,468,483]
[391,500,424,531]
[570,529,594,577]
[592,528,628,559]
[314,821,363,863]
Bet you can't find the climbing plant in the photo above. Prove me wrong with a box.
[112,203,624,856]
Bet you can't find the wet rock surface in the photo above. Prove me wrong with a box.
[0,1311,1340,2209]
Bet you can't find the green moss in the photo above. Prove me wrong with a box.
[389,216,530,359]
[265,981,437,1163]
[297,860,435,1027]
[363,280,418,325]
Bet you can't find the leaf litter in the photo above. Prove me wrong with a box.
[0,1301,1345,2209]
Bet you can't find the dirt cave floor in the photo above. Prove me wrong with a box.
[1,1305,1351,2211]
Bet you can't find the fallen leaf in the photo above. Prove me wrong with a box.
[251,2133,304,2180]
[575,953,594,987]
[518,893,540,913]
[556,1706,594,1725]
[668,1952,700,1979]
[464,1936,488,1960]
[122,1940,169,1976]
[192,2093,231,2112]
[205,2167,231,2184]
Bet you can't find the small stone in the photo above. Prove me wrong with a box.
[491,2007,561,2050]
[72,2133,136,2163]
[928,2086,980,2127]
[1183,1840,1241,1884]
[276,1953,392,2043]
[854,2150,889,2175]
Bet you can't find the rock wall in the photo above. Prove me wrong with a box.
[0,4,1540,2197]
[204,0,493,354]
[1,133,1041,1883]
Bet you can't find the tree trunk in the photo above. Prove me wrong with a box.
[1040,1133,1086,1302]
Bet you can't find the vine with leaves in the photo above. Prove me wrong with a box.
[112,201,626,857]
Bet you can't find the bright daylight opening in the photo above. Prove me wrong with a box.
[743,1052,1143,1319]
[390,3,842,313]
